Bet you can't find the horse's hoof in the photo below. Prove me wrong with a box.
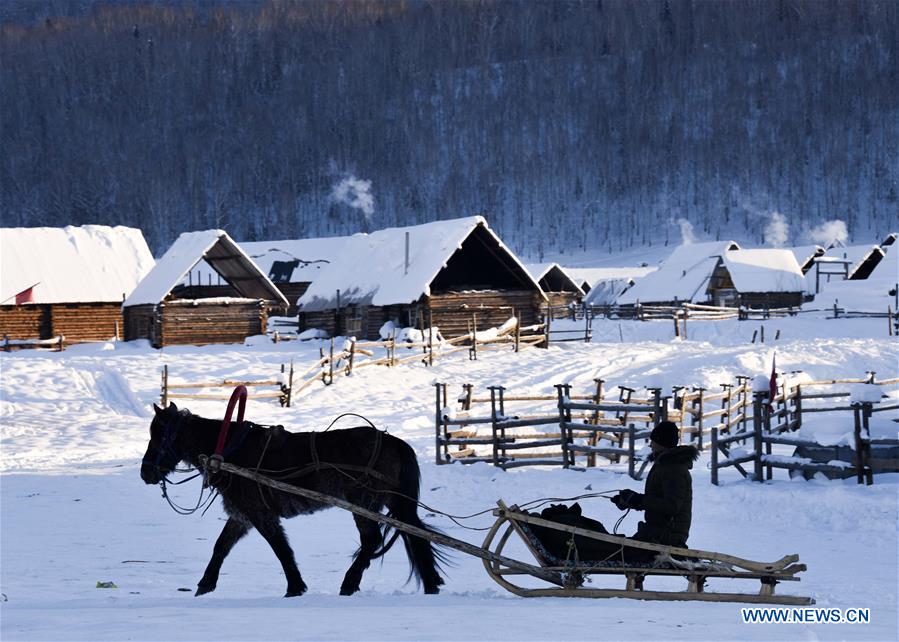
[195,585,215,597]
[339,585,359,596]
[424,585,441,595]
[285,584,307,598]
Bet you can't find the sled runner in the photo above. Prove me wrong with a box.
[481,500,814,604]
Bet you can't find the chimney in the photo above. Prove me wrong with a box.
[405,231,410,276]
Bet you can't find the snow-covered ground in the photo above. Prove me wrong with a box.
[1,315,896,641]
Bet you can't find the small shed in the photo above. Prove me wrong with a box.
[809,247,899,313]
[525,263,584,310]
[177,236,348,316]
[123,230,288,347]
[0,226,154,344]
[808,245,887,294]
[296,216,546,339]
[617,241,742,307]
[711,249,807,309]
[787,245,826,274]
[578,267,657,307]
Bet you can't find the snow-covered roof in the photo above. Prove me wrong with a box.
[806,245,886,290]
[297,216,544,311]
[566,266,657,290]
[184,236,348,286]
[617,241,741,305]
[124,230,288,307]
[810,248,898,312]
[524,263,584,294]
[583,277,635,306]
[787,245,825,273]
[0,225,154,304]
[722,249,806,293]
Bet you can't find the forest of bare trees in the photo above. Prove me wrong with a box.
[1,0,897,256]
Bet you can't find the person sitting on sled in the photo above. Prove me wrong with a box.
[612,421,699,548]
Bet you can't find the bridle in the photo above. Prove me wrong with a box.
[143,409,191,481]
[145,409,218,515]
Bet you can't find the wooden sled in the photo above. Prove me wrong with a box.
[210,461,814,605]
[482,501,814,604]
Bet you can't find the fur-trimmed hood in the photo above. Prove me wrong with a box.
[653,444,700,469]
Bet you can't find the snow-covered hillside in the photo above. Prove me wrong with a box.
[1,316,896,641]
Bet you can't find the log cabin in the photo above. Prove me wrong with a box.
[296,216,546,339]
[176,236,348,316]
[123,230,288,347]
[525,263,584,311]
[0,225,154,345]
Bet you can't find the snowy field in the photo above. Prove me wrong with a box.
[1,315,897,641]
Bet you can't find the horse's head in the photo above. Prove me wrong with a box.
[141,402,190,484]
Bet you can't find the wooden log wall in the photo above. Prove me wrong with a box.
[0,305,50,340]
[50,303,122,342]
[739,292,804,310]
[545,292,580,310]
[1,303,122,343]
[427,290,543,338]
[276,283,310,316]
[159,300,267,347]
[123,304,158,343]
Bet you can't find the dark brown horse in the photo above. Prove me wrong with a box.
[140,403,445,596]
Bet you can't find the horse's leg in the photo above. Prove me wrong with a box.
[246,511,307,597]
[340,514,382,596]
[196,516,250,596]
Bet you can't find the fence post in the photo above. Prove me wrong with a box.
[489,386,501,467]
[470,314,478,360]
[691,387,705,450]
[435,383,445,465]
[347,339,356,375]
[752,393,764,482]
[286,360,294,408]
[853,402,874,485]
[544,306,551,348]
[427,309,434,366]
[648,387,662,427]
[587,378,605,467]
[161,364,168,408]
[710,427,719,486]
[327,338,335,384]
[461,383,473,410]
[627,424,636,479]
[555,384,573,469]
[514,308,521,352]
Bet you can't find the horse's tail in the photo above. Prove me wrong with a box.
[383,437,447,593]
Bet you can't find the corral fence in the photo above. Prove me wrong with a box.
[161,363,294,408]
[435,379,678,478]
[710,375,899,485]
[435,372,899,485]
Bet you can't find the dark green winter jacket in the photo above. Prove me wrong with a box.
[633,445,699,548]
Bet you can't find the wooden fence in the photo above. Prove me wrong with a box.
[434,380,674,477]
[2,334,66,352]
[160,363,294,408]
[434,372,899,485]
[290,320,547,399]
[710,375,899,485]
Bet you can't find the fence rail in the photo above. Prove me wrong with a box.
[161,363,294,408]
[435,371,898,486]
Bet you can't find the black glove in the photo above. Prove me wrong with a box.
[612,489,643,510]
